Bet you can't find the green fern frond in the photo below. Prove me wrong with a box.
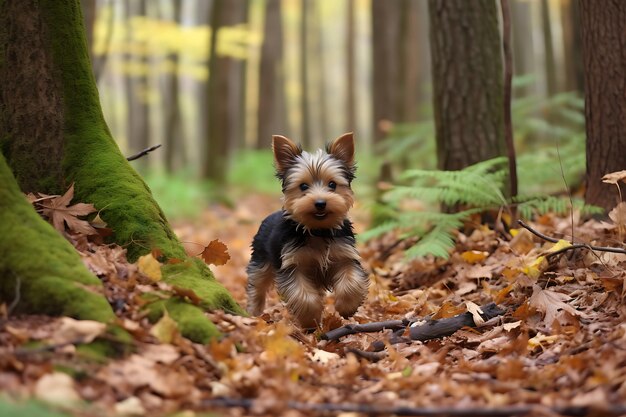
[404,226,456,259]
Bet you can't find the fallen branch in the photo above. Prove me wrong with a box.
[321,303,506,352]
[370,302,505,352]
[517,220,626,255]
[126,144,162,161]
[202,397,626,417]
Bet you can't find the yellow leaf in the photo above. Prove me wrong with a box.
[522,256,547,279]
[461,250,489,264]
[528,332,559,349]
[510,228,519,237]
[548,239,572,253]
[264,323,304,360]
[150,310,179,344]
[137,253,162,282]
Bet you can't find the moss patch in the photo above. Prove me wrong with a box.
[146,298,220,344]
[0,153,114,322]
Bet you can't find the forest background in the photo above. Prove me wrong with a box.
[86,0,587,217]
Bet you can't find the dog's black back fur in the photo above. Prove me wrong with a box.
[249,210,356,271]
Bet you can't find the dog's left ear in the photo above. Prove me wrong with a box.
[328,132,355,166]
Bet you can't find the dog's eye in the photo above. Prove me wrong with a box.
[328,181,337,190]
[299,183,309,192]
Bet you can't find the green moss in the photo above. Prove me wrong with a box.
[146,298,220,344]
[30,0,242,339]
[0,153,114,322]
[162,258,244,315]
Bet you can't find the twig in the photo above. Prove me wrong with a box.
[8,273,21,316]
[126,144,162,161]
[202,398,626,417]
[344,347,387,362]
[517,220,626,255]
[321,319,406,340]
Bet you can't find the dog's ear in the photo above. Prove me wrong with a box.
[328,132,355,166]
[272,135,301,174]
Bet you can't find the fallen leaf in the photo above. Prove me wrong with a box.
[601,170,626,185]
[52,317,107,344]
[200,239,231,266]
[547,239,572,253]
[503,320,522,331]
[114,396,146,416]
[137,253,162,282]
[528,285,583,327]
[522,256,547,279]
[39,183,97,235]
[527,332,559,349]
[608,202,626,232]
[34,372,81,405]
[465,301,485,326]
[150,310,179,344]
[461,250,488,264]
[310,349,340,364]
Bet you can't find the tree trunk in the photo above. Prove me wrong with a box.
[541,0,557,96]
[300,0,311,148]
[371,0,400,143]
[580,0,626,212]
[428,0,506,172]
[257,0,286,149]
[561,0,584,94]
[0,0,243,342]
[161,0,184,172]
[345,0,356,132]
[204,0,248,181]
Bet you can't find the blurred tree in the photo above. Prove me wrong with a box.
[428,0,505,172]
[511,0,536,98]
[345,0,356,132]
[257,0,287,149]
[125,0,150,164]
[580,0,626,212]
[541,0,557,96]
[0,0,242,341]
[371,0,400,143]
[204,0,249,182]
[159,0,185,172]
[300,0,311,148]
[561,0,584,93]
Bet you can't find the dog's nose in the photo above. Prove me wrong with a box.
[314,200,326,210]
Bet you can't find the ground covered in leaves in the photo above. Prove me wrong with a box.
[2,192,626,416]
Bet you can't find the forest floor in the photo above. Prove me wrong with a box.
[2,192,626,416]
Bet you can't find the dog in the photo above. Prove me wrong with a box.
[246,133,369,328]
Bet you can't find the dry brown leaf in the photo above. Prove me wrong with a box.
[465,301,485,326]
[39,183,97,235]
[601,170,626,185]
[51,317,107,344]
[201,239,231,266]
[528,285,583,327]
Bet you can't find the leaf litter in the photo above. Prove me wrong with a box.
[1,192,626,415]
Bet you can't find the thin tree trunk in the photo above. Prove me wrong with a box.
[257,0,286,149]
[300,0,311,148]
[541,0,557,96]
[561,0,584,93]
[371,0,400,143]
[345,0,356,132]
[580,0,626,212]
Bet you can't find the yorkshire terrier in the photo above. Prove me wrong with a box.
[246,133,369,328]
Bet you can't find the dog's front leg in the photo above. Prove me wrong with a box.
[276,268,325,329]
[330,261,369,318]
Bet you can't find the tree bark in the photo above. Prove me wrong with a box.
[428,0,506,172]
[371,0,400,143]
[204,0,248,181]
[299,0,311,148]
[257,0,286,149]
[345,0,356,132]
[0,0,243,342]
[561,0,584,94]
[580,0,626,212]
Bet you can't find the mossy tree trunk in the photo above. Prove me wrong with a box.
[0,0,243,343]
[428,0,506,172]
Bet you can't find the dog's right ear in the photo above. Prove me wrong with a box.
[272,135,301,175]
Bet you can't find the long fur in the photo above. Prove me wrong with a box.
[246,134,369,328]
